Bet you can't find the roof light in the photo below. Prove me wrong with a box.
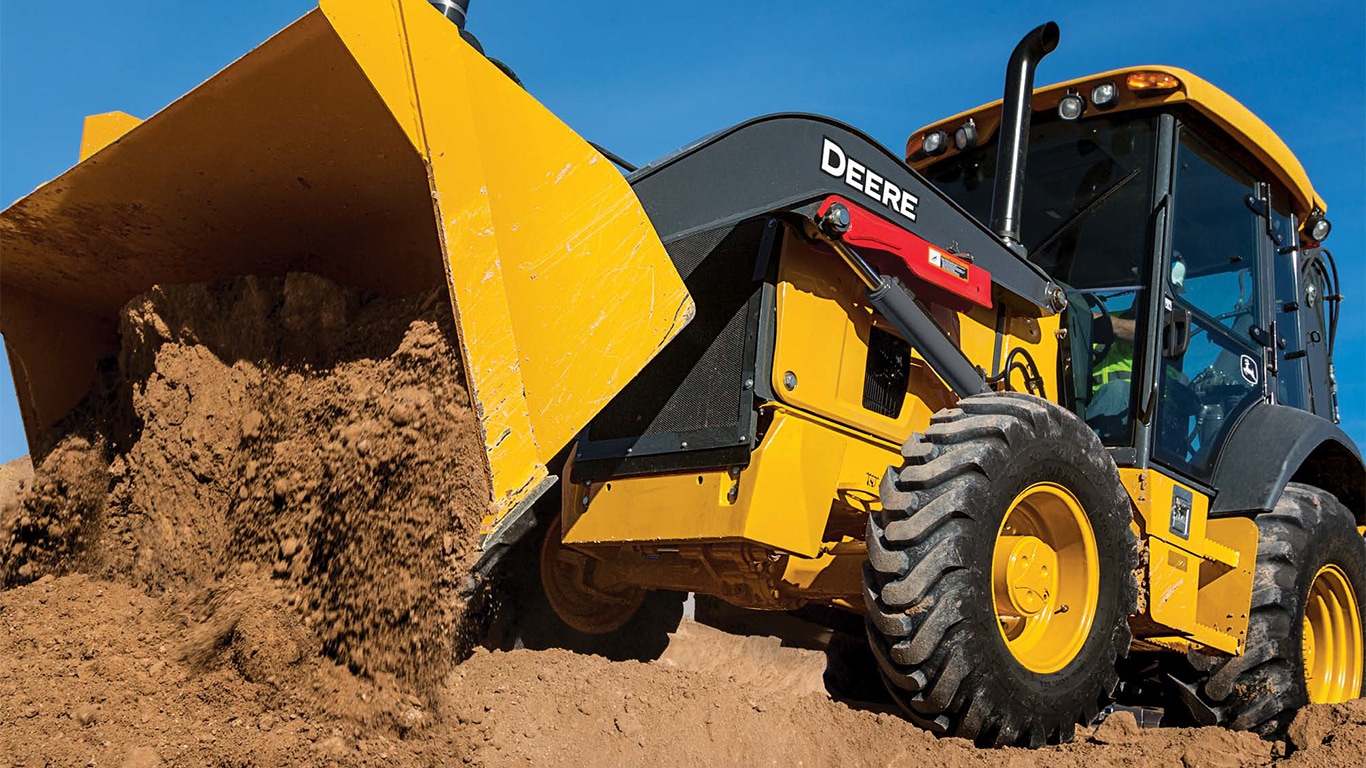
[1090,81,1119,109]
[1058,90,1086,121]
[1127,71,1181,95]
[922,129,948,157]
[953,119,979,151]
[1303,211,1332,243]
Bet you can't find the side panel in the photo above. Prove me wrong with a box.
[564,407,900,559]
[771,236,951,444]
[772,236,1058,445]
[1122,468,1257,654]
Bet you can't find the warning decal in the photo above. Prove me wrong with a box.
[928,248,969,281]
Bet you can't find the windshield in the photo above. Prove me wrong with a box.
[925,114,1159,447]
[924,114,1158,290]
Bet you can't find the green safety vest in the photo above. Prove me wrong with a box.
[1092,340,1134,386]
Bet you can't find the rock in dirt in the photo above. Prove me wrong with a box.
[1091,710,1141,745]
[1287,703,1335,752]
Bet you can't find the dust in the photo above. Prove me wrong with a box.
[0,273,490,697]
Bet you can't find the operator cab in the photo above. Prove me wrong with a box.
[910,68,1341,487]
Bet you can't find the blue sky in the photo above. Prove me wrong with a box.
[1,0,1362,462]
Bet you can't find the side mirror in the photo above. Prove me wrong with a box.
[1163,303,1191,359]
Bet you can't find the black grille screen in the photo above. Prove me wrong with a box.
[584,221,767,452]
[863,326,910,418]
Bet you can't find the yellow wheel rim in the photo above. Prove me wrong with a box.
[1302,564,1363,704]
[991,482,1100,674]
[539,517,646,635]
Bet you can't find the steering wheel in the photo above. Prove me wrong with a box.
[1080,292,1113,367]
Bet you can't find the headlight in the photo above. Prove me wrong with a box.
[1058,90,1086,121]
[922,129,948,156]
[1090,81,1118,109]
[1304,211,1332,243]
[953,119,979,151]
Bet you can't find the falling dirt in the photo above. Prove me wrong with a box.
[0,273,1361,766]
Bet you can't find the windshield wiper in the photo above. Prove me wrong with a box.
[1032,167,1142,255]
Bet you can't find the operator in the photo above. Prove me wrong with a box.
[1085,255,1187,435]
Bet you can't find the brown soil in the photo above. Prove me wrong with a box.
[1,273,1361,767]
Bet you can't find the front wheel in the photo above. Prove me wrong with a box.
[863,392,1138,747]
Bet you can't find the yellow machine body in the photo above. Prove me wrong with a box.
[1120,468,1258,655]
[563,228,1061,610]
[0,0,693,533]
[0,5,1307,665]
[557,67,1316,661]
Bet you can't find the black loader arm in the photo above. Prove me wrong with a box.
[1209,401,1366,521]
[627,113,1059,312]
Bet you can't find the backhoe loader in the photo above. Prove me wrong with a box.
[2,0,1361,748]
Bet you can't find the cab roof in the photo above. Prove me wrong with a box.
[909,66,1325,219]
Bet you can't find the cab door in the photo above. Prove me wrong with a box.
[1150,126,1273,482]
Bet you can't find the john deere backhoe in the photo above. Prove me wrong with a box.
[2,0,1361,748]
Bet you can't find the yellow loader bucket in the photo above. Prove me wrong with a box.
[0,0,693,535]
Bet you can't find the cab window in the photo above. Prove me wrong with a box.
[927,115,1158,445]
[1153,128,1266,479]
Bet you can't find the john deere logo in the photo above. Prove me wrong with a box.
[820,138,919,223]
[1240,354,1259,386]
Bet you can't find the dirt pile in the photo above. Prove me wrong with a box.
[5,572,1363,767]
[1,273,1362,767]
[0,273,490,698]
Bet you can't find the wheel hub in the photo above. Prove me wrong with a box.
[994,535,1060,617]
[990,482,1100,675]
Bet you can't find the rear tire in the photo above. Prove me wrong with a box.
[1170,483,1366,736]
[863,392,1138,747]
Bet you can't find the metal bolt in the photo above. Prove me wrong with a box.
[782,371,798,391]
[820,203,851,237]
[742,377,754,391]
[729,466,741,478]
[1047,284,1068,312]
[681,441,689,449]
[727,485,739,503]
[581,496,590,506]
